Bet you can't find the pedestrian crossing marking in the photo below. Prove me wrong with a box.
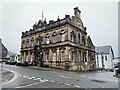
[50,80,55,82]
[18,74,81,88]
[74,85,81,88]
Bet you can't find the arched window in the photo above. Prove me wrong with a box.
[53,52,56,61]
[52,32,57,43]
[82,36,86,46]
[78,33,80,44]
[61,51,64,61]
[26,39,29,47]
[78,51,81,61]
[45,34,50,44]
[31,37,34,47]
[61,30,65,42]
[46,51,49,61]
[70,31,76,43]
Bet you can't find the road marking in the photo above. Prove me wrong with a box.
[80,75,86,77]
[2,69,18,85]
[50,80,55,82]
[56,82,63,84]
[74,85,81,88]
[15,82,42,88]
[37,78,41,80]
[64,83,71,86]
[39,79,46,82]
[27,77,33,80]
[43,79,49,82]
[88,77,92,78]
[33,78,39,81]
[31,76,36,79]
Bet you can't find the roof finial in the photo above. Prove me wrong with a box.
[42,10,44,22]
[57,15,60,21]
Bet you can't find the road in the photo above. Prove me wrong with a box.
[1,64,119,89]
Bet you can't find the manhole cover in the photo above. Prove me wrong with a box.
[91,79,106,83]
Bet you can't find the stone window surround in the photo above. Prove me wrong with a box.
[70,31,76,42]
[52,32,57,43]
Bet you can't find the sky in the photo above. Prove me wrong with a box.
[0,0,119,57]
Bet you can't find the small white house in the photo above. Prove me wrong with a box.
[95,45,114,70]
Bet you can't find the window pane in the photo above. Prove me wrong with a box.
[53,53,56,61]
[61,52,64,61]
[62,34,65,41]
[46,38,50,44]
[46,52,49,61]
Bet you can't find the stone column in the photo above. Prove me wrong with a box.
[86,50,88,70]
[65,47,69,61]
[49,49,52,67]
[43,51,46,65]
[28,51,31,64]
[56,48,60,61]
[43,51,46,62]
[24,52,26,61]
[76,49,79,70]
[20,52,22,61]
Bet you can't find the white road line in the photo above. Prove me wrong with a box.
[31,77,36,79]
[23,76,28,79]
[64,83,71,86]
[74,85,81,88]
[88,77,92,78]
[15,82,42,88]
[43,79,49,82]
[22,75,26,77]
[39,79,46,82]
[56,82,63,84]
[80,75,85,77]
[27,77,33,80]
[58,75,65,77]
[33,78,39,81]
[2,69,18,85]
[37,78,41,80]
[50,80,55,83]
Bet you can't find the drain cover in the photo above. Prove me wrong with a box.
[91,79,106,83]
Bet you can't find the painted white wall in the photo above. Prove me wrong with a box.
[95,49,114,70]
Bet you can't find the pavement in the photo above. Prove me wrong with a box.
[29,65,115,76]
[0,69,14,90]
[2,70,14,83]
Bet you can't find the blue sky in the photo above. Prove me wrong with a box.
[0,0,119,57]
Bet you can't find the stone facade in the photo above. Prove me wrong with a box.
[20,7,96,71]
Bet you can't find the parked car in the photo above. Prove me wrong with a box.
[5,60,10,64]
[113,62,120,76]
[16,60,22,66]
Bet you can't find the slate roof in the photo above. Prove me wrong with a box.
[95,45,114,58]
